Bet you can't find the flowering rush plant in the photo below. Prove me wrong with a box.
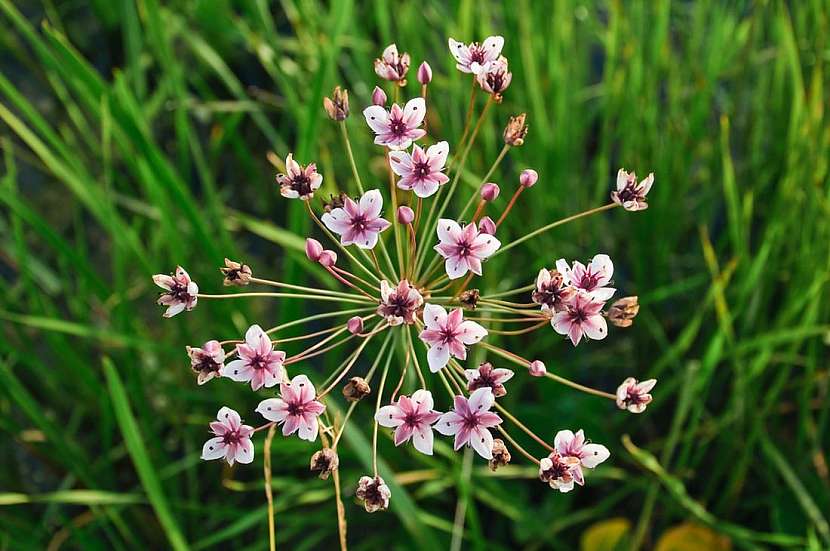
[154,35,657,519]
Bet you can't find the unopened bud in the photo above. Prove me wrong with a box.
[396,205,415,224]
[478,216,496,235]
[323,86,349,121]
[519,169,538,188]
[347,316,364,334]
[489,439,511,471]
[459,288,480,310]
[318,250,337,267]
[503,113,528,146]
[220,258,253,286]
[343,376,371,402]
[372,86,387,107]
[417,61,433,85]
[607,296,639,328]
[310,448,339,480]
[480,183,500,201]
[528,360,546,377]
[305,238,323,262]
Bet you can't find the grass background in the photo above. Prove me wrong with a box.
[1,0,829,549]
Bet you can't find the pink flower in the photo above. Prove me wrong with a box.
[321,190,391,249]
[374,43,410,82]
[201,407,254,466]
[538,451,582,492]
[476,56,512,96]
[552,292,608,346]
[611,169,654,211]
[434,388,502,459]
[375,389,442,455]
[554,429,610,485]
[256,374,326,442]
[153,266,198,317]
[363,98,427,150]
[356,475,391,512]
[555,254,616,301]
[616,378,656,413]
[377,280,423,326]
[221,324,286,390]
[532,268,574,313]
[434,219,501,279]
[448,36,505,75]
[464,362,514,398]
[187,340,225,385]
[388,141,450,198]
[528,360,547,377]
[419,304,487,372]
[276,153,322,200]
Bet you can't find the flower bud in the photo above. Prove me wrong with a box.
[459,288,480,310]
[478,216,496,235]
[343,376,371,402]
[480,183,500,202]
[305,238,323,262]
[372,86,387,106]
[318,250,337,267]
[489,439,511,471]
[417,61,432,85]
[503,113,528,146]
[396,205,415,224]
[607,296,640,328]
[528,360,546,377]
[310,448,339,480]
[347,316,364,335]
[220,258,252,286]
[519,169,538,188]
[323,86,349,121]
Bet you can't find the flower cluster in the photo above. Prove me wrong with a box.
[153,35,658,517]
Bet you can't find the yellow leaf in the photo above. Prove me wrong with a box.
[581,517,631,551]
[655,522,732,551]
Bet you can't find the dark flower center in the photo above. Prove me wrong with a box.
[221,430,243,446]
[469,44,486,63]
[290,174,313,196]
[578,272,600,290]
[287,402,307,416]
[542,458,570,480]
[616,181,640,202]
[414,161,430,178]
[193,358,220,375]
[389,118,406,136]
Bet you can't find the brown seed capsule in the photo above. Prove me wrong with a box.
[342,376,371,402]
[459,288,480,310]
[489,439,511,471]
[220,258,252,286]
[607,296,640,328]
[503,113,528,147]
[323,86,349,121]
[323,193,348,213]
[309,448,339,480]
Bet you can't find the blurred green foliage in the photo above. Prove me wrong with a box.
[1,1,828,549]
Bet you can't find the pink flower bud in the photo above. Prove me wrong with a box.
[305,238,323,261]
[479,216,496,235]
[417,61,432,85]
[480,183,500,201]
[318,250,337,267]
[519,169,538,188]
[372,86,387,106]
[528,360,546,377]
[347,316,364,334]
[396,205,415,224]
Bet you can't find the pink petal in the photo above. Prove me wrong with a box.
[470,427,494,459]
[422,303,448,330]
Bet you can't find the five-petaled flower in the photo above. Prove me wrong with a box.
[276,153,323,200]
[375,389,442,455]
[389,142,450,198]
[552,292,608,346]
[532,268,574,313]
[555,254,616,301]
[434,219,501,279]
[611,169,654,211]
[616,377,656,413]
[356,475,391,513]
[321,189,391,249]
[538,451,581,492]
[553,429,610,487]
[435,388,502,459]
[477,56,512,97]
[187,340,225,385]
[222,324,286,390]
[448,36,505,75]
[377,280,423,326]
[153,266,198,317]
[374,43,410,83]
[201,407,254,466]
[419,304,487,372]
[464,362,514,398]
[363,98,427,150]
[256,374,326,442]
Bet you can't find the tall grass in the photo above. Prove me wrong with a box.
[1,1,828,549]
